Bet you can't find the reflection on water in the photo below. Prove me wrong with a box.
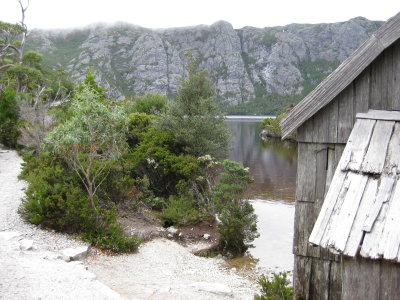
[249,200,294,271]
[227,120,297,202]
[227,119,297,272]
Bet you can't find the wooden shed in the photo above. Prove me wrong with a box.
[280,12,400,300]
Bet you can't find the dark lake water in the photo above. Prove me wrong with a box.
[227,118,297,271]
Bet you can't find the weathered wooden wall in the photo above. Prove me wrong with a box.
[293,39,400,300]
[342,257,400,300]
[293,143,344,300]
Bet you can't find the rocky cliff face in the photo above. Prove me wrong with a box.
[27,18,382,106]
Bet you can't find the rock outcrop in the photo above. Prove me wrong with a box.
[27,17,382,106]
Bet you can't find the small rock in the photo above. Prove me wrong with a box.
[19,239,34,251]
[190,282,232,296]
[167,226,178,234]
[203,233,210,240]
[167,233,173,238]
[178,232,182,237]
[59,246,90,262]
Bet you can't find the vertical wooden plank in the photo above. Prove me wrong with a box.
[315,145,328,201]
[363,176,395,232]
[293,255,312,300]
[340,119,376,172]
[361,120,394,174]
[379,261,400,300]
[338,84,354,143]
[309,259,330,300]
[380,181,400,260]
[297,118,314,143]
[319,172,351,248]
[391,40,400,110]
[293,201,320,258]
[342,257,380,300]
[296,143,316,202]
[384,122,400,175]
[327,100,339,143]
[370,52,387,110]
[329,260,342,300]
[309,170,347,246]
[325,147,336,195]
[385,45,394,111]
[314,106,329,143]
[344,178,379,257]
[330,173,368,252]
[360,202,390,259]
[353,67,370,114]
[325,144,346,197]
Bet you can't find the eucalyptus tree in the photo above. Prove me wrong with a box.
[44,85,129,210]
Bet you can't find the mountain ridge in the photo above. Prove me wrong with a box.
[26,17,383,113]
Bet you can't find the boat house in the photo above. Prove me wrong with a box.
[281,12,400,300]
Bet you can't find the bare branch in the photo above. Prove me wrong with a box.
[17,0,29,63]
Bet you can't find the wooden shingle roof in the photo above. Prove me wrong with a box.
[309,110,400,261]
[281,12,400,139]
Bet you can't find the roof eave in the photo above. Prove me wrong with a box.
[281,12,400,139]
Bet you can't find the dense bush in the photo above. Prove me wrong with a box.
[129,127,201,197]
[254,272,293,300]
[156,61,230,160]
[218,200,259,256]
[160,195,211,227]
[0,86,20,148]
[19,153,140,252]
[129,93,168,115]
[214,160,258,256]
[126,112,156,147]
[261,105,296,140]
[213,160,253,209]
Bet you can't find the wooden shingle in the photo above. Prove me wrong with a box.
[309,110,400,262]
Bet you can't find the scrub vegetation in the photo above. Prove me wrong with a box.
[1,19,258,255]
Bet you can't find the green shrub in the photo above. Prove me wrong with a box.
[160,195,210,227]
[156,61,230,160]
[130,127,201,197]
[0,86,19,148]
[261,117,281,137]
[80,210,141,252]
[127,112,156,147]
[213,160,253,209]
[218,200,259,256]
[254,272,293,300]
[19,153,140,253]
[129,93,167,115]
[213,160,258,256]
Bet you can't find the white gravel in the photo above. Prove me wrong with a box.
[0,150,259,299]
[87,238,258,299]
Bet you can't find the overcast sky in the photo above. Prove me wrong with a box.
[1,0,399,30]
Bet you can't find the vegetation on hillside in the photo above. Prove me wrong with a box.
[260,104,296,140]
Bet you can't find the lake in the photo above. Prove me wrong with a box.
[227,118,297,271]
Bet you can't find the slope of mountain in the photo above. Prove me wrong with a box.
[26,18,382,113]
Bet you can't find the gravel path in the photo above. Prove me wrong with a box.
[0,150,258,299]
[0,150,122,299]
[88,239,258,299]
